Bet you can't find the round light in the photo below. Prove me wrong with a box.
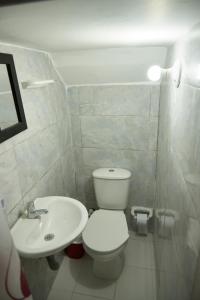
[196,64,200,80]
[147,65,162,81]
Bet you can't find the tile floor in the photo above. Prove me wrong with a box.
[48,231,156,300]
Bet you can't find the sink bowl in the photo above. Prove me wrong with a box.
[11,196,88,258]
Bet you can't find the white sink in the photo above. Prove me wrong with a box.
[11,196,88,258]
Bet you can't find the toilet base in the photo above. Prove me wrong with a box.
[93,255,124,280]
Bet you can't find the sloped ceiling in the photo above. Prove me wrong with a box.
[0,0,199,50]
[0,0,199,84]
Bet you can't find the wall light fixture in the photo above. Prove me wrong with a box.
[147,60,182,88]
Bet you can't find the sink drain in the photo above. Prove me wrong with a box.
[44,233,55,241]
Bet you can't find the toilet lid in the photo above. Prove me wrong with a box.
[83,210,129,253]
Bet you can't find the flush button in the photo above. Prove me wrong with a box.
[108,169,115,172]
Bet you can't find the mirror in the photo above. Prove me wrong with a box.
[0,65,18,129]
[0,53,27,143]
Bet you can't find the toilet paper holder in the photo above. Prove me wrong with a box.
[131,206,153,235]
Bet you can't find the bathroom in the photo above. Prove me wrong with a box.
[0,0,200,299]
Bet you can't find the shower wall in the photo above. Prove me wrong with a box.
[68,84,160,221]
[155,24,200,300]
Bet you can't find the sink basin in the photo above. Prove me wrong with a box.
[11,196,88,258]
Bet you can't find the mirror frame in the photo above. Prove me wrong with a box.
[0,53,27,143]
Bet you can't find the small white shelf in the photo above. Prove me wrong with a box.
[0,90,12,95]
[21,79,55,89]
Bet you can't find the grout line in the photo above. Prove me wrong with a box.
[79,113,159,117]
[75,91,84,149]
[67,82,160,88]
[149,86,152,120]
[72,291,112,300]
[113,280,118,300]
[79,116,84,149]
[72,292,111,300]
[68,146,157,153]
[123,263,157,271]
[75,146,157,152]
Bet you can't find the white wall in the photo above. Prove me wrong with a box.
[0,43,77,300]
[155,23,200,300]
[68,83,160,224]
[0,44,76,228]
[53,46,167,85]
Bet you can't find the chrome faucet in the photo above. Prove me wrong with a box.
[26,201,48,219]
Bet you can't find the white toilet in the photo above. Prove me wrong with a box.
[82,167,131,280]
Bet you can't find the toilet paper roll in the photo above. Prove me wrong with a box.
[158,215,175,238]
[136,213,148,235]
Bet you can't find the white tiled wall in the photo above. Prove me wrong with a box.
[0,44,76,227]
[68,84,160,214]
[155,23,200,300]
[0,43,76,300]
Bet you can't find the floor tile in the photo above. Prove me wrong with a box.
[51,257,82,292]
[115,265,156,300]
[74,256,116,299]
[125,238,155,269]
[48,236,157,300]
[47,288,72,300]
[129,230,153,242]
[158,271,178,300]
[72,292,109,300]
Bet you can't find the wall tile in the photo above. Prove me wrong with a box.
[0,137,13,155]
[60,148,76,197]
[68,87,80,115]
[0,167,22,213]
[150,85,160,117]
[7,200,25,228]
[82,148,156,176]
[57,118,73,153]
[81,116,157,150]
[80,104,95,115]
[78,86,94,104]
[155,27,200,300]
[68,84,159,213]
[93,85,151,116]
[0,43,77,300]
[0,148,17,175]
[71,116,82,147]
[24,159,65,205]
[15,125,60,195]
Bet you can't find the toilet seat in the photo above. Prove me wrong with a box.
[82,209,129,253]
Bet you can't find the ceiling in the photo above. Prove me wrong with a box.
[52,46,167,85]
[0,0,200,52]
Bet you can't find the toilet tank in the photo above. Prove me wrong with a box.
[92,168,131,210]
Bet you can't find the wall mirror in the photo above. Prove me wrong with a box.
[0,53,27,143]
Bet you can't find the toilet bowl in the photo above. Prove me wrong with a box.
[83,209,129,279]
[82,168,131,279]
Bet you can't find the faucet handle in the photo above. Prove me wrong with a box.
[27,200,35,212]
